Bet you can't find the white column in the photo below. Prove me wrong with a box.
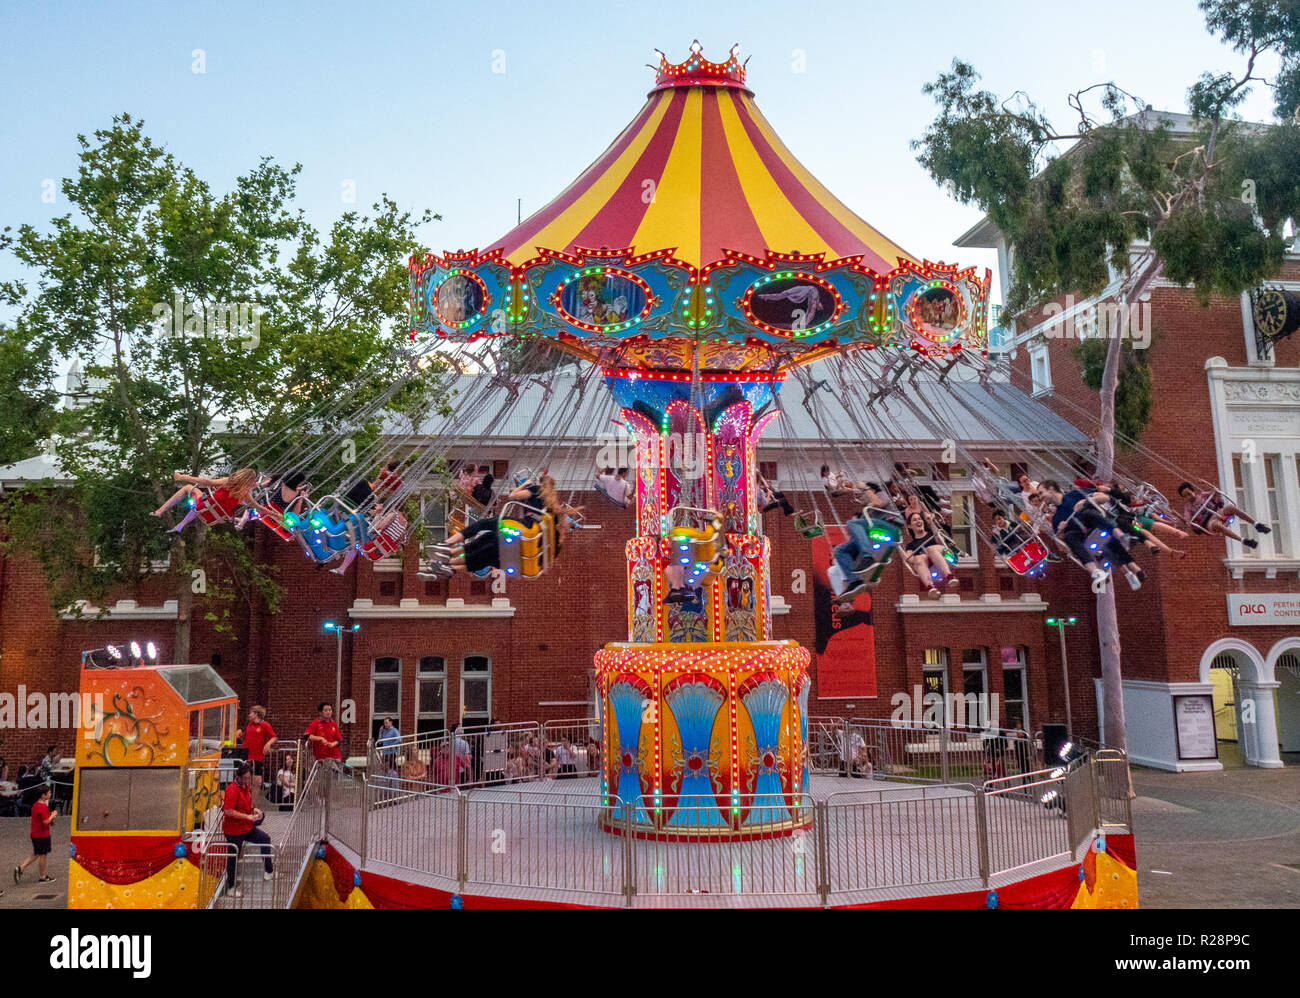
[1237,680,1283,768]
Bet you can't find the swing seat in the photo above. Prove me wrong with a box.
[794,512,824,539]
[855,556,891,586]
[667,507,723,562]
[1082,526,1111,556]
[447,490,487,537]
[1006,538,1049,576]
[252,506,295,541]
[498,501,555,579]
[362,513,408,561]
[297,527,340,564]
[190,488,238,527]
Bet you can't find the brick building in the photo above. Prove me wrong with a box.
[956,221,1300,770]
[5,285,1299,775]
[3,369,1113,769]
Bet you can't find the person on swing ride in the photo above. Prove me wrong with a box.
[152,467,259,531]
[254,470,311,519]
[429,475,568,575]
[757,472,800,517]
[1086,480,1188,558]
[1038,480,1144,590]
[825,484,906,603]
[472,466,495,506]
[979,458,1037,510]
[890,463,948,519]
[821,465,857,498]
[989,508,1031,556]
[903,509,957,597]
[340,460,404,511]
[456,462,480,495]
[825,509,876,603]
[1177,481,1267,547]
[596,466,632,508]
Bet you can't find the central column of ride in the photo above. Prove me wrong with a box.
[594,373,811,837]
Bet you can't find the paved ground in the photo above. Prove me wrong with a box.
[4,754,1295,908]
[1132,753,1300,908]
[0,818,69,909]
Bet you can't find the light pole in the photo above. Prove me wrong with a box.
[323,621,360,720]
[1046,615,1078,735]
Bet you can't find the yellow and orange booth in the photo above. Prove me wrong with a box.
[68,660,237,909]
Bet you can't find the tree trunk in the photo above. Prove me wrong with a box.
[1095,329,1127,756]
[173,529,204,664]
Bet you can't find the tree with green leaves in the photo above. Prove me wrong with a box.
[0,113,445,662]
[914,0,1300,757]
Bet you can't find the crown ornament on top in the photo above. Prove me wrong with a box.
[650,41,751,93]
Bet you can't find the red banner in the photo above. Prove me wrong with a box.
[810,530,877,698]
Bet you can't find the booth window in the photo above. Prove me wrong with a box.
[76,768,182,833]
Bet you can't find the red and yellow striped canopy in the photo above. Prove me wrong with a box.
[491,79,917,273]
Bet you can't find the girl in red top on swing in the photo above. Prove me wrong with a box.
[152,468,258,532]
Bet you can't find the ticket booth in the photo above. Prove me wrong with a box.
[68,660,237,909]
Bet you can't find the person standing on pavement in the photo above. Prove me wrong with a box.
[13,785,57,887]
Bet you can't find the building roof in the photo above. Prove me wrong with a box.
[0,451,71,489]
[399,362,1087,449]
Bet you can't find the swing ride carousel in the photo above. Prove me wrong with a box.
[410,43,993,839]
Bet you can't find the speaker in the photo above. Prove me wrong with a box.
[1042,723,1070,764]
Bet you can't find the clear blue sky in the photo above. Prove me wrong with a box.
[0,0,1282,314]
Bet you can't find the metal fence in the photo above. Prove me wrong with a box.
[306,750,1132,907]
[984,773,1072,877]
[1093,749,1135,831]
[272,763,326,908]
[822,785,983,895]
[843,719,1043,784]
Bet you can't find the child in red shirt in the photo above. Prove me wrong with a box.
[13,785,57,886]
[152,468,258,532]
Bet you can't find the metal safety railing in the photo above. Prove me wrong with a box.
[834,718,1043,785]
[197,761,326,909]
[306,750,1132,907]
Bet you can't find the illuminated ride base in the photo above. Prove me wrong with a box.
[592,375,811,839]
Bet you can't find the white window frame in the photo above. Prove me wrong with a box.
[947,487,980,566]
[370,656,402,740]
[960,648,988,728]
[1029,342,1052,396]
[416,656,446,736]
[460,655,492,725]
[1000,646,1029,733]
